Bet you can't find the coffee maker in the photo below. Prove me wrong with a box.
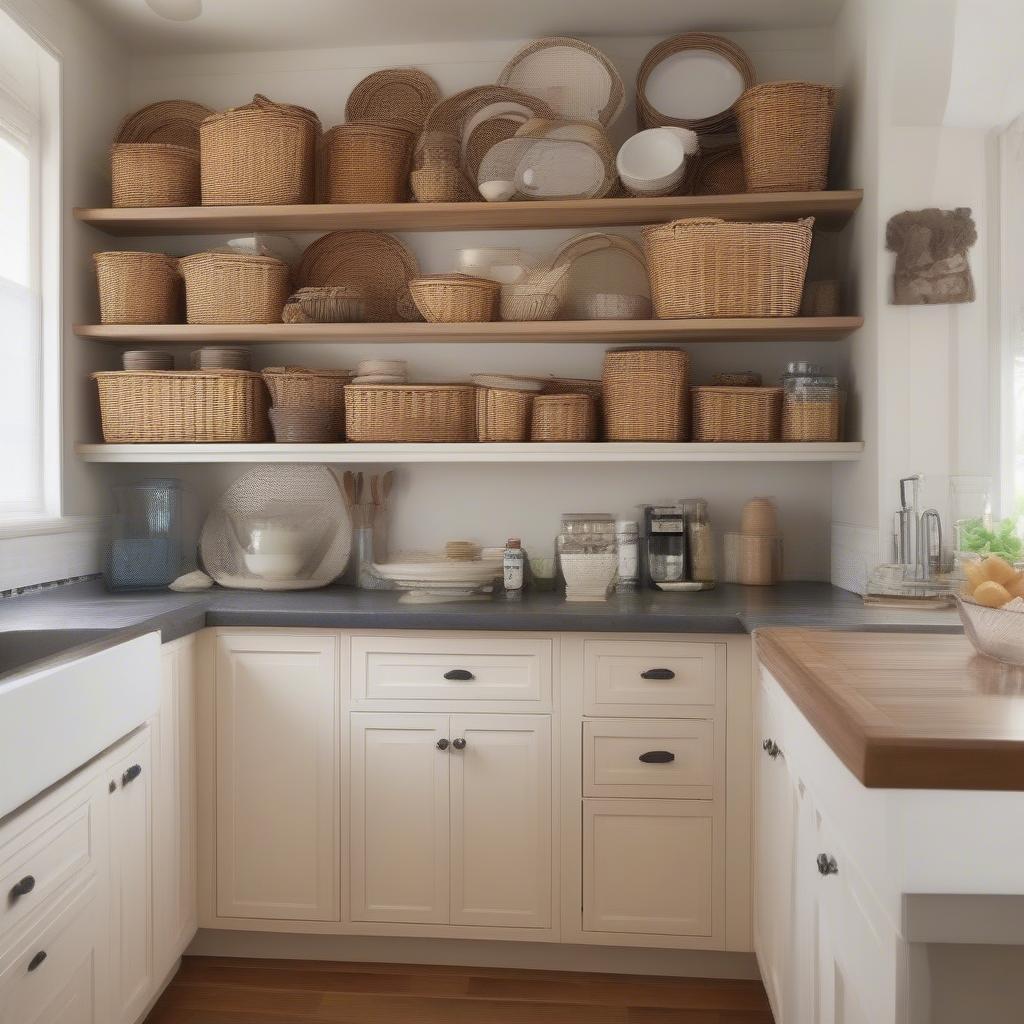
[641,504,688,589]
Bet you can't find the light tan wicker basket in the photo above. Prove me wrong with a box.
[344,384,476,442]
[94,251,182,325]
[409,274,500,323]
[602,348,690,442]
[531,393,597,442]
[179,251,290,324]
[281,286,366,324]
[500,265,570,322]
[200,95,321,205]
[692,386,782,442]
[476,387,533,442]
[643,217,813,318]
[320,122,413,204]
[691,144,745,195]
[735,82,836,193]
[781,394,842,442]
[111,143,199,208]
[262,366,351,438]
[93,369,270,443]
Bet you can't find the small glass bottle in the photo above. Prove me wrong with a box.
[503,538,525,598]
[615,520,639,592]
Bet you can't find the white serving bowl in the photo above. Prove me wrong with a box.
[616,128,699,196]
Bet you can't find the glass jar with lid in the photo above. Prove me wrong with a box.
[780,361,842,442]
[681,498,716,586]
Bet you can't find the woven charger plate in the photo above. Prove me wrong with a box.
[552,232,650,320]
[114,99,213,149]
[497,37,625,127]
[345,67,441,133]
[296,231,421,322]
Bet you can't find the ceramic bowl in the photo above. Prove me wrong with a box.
[616,128,698,195]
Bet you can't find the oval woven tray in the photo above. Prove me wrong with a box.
[345,67,441,134]
[114,99,213,149]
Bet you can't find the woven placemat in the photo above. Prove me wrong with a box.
[345,67,441,133]
[114,99,213,149]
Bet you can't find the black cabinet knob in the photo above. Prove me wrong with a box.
[27,950,47,972]
[638,750,675,764]
[122,764,142,786]
[762,738,782,759]
[816,853,839,876]
[10,875,35,900]
[443,669,474,681]
[452,738,467,750]
[436,738,450,750]
[640,668,675,680]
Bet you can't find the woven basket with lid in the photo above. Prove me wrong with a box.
[602,347,690,442]
[111,143,199,207]
[179,251,290,324]
[643,217,813,318]
[320,122,414,204]
[344,384,476,442]
[94,251,181,325]
[200,95,321,205]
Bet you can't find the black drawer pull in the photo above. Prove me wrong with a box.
[762,738,782,759]
[27,951,46,972]
[640,668,675,680]
[443,669,474,681]
[638,750,675,764]
[436,738,450,751]
[9,875,35,900]
[452,738,467,750]
[122,764,142,786]
[816,853,839,876]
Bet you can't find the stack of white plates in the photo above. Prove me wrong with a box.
[353,358,408,385]
[374,556,502,596]
[123,350,173,371]
[191,347,252,371]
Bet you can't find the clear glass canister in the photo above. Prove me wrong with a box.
[780,361,841,442]
[682,499,716,585]
[106,478,184,591]
[615,520,639,592]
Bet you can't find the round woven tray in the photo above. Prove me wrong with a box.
[692,386,783,442]
[114,99,213,149]
[94,251,182,325]
[602,347,690,441]
[409,274,500,323]
[531,393,597,442]
[179,251,291,325]
[345,68,440,134]
[476,387,533,442]
[295,231,420,322]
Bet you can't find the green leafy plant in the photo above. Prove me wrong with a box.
[957,516,1024,561]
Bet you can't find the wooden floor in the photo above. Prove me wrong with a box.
[145,957,775,1023]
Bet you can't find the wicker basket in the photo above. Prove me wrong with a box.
[320,122,413,204]
[735,82,836,193]
[281,286,366,324]
[691,144,745,195]
[781,394,842,442]
[93,370,269,443]
[692,386,782,442]
[476,387,533,442]
[262,366,350,438]
[200,95,320,205]
[602,348,689,442]
[110,143,199,207]
[269,406,338,443]
[800,279,841,317]
[531,393,597,442]
[643,217,813,318]
[94,251,181,325]
[499,265,570,322]
[344,384,476,442]
[409,274,500,323]
[179,251,290,324]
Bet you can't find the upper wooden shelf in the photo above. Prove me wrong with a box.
[75,317,863,345]
[73,190,862,236]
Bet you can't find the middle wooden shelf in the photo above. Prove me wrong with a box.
[76,316,863,345]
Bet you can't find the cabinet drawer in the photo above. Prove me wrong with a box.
[352,636,551,706]
[583,640,722,716]
[583,799,720,938]
[0,783,100,947]
[583,719,714,799]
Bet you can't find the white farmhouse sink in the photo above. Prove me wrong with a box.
[0,630,160,818]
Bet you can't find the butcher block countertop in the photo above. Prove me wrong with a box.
[756,628,1024,791]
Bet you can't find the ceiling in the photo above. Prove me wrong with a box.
[79,0,845,54]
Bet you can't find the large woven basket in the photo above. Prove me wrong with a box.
[111,143,199,207]
[179,251,290,324]
[531,393,597,442]
[94,251,181,324]
[262,366,351,438]
[692,386,782,442]
[320,122,413,204]
[602,348,689,441]
[200,95,320,205]
[409,274,500,323]
[643,217,813,318]
[735,82,836,192]
[93,370,269,443]
[344,384,476,442]
[476,387,532,442]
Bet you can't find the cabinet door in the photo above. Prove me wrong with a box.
[350,714,450,924]
[449,715,551,929]
[108,731,153,1024]
[152,638,197,978]
[583,799,719,937]
[215,633,338,921]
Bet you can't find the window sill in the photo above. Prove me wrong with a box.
[0,516,105,591]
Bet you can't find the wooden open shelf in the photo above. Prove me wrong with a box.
[76,317,863,345]
[77,442,864,464]
[74,190,862,235]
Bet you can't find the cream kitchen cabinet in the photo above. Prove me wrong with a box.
[350,712,552,931]
[213,632,339,922]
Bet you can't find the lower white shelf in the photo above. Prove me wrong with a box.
[76,442,864,464]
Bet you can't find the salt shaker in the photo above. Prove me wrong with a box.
[503,537,524,598]
[615,520,639,592]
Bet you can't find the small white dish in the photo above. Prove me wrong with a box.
[655,581,706,592]
[479,179,516,202]
[616,127,699,195]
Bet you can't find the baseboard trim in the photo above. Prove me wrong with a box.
[187,929,761,980]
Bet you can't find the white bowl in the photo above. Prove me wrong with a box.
[243,551,306,580]
[616,128,698,195]
[479,180,516,202]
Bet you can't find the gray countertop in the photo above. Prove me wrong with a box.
[0,579,961,659]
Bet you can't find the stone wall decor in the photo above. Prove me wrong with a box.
[885,206,977,304]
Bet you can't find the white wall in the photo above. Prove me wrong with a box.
[93,28,843,579]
